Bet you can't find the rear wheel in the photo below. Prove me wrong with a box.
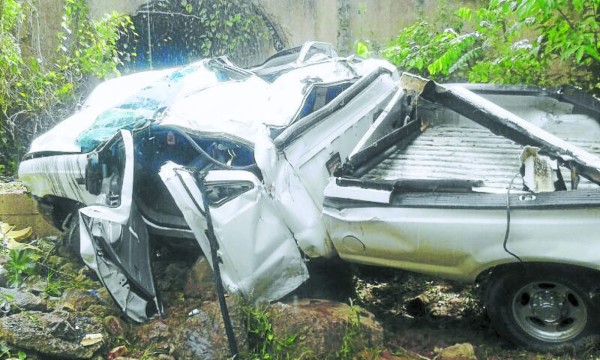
[486,265,600,353]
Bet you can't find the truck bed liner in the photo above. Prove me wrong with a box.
[362,124,600,191]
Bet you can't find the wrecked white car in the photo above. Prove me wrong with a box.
[18,42,600,352]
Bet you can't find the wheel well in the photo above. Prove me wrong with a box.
[477,262,600,297]
[36,195,83,231]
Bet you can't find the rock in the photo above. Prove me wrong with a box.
[58,288,104,313]
[135,318,171,351]
[378,349,426,360]
[183,256,216,300]
[0,310,103,359]
[103,315,128,339]
[0,254,9,266]
[156,261,190,292]
[0,287,46,313]
[267,299,384,358]
[171,300,247,360]
[23,276,48,296]
[435,343,477,360]
[108,345,128,360]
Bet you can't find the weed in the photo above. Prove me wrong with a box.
[337,300,362,360]
[44,270,67,298]
[4,248,39,287]
[0,343,27,359]
[241,303,297,360]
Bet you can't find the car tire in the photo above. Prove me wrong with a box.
[486,265,600,353]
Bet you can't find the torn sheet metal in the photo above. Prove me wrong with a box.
[79,131,161,322]
[520,146,558,193]
[159,162,309,303]
[255,68,398,258]
[400,73,600,184]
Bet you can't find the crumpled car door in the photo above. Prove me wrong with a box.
[159,162,309,302]
[79,130,162,322]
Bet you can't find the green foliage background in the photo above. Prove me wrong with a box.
[0,0,132,175]
[358,0,599,95]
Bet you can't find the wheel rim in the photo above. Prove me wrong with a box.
[512,280,588,342]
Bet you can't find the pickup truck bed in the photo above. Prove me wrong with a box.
[362,123,600,191]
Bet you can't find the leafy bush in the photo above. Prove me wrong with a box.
[4,248,39,287]
[0,0,133,175]
[364,0,599,94]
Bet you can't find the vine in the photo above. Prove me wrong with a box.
[125,0,281,68]
[0,0,133,175]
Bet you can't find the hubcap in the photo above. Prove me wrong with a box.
[512,281,587,342]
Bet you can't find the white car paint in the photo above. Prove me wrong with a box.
[159,162,309,302]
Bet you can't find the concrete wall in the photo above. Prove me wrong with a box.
[49,0,479,65]
[85,0,476,57]
[256,0,476,54]
[257,0,420,50]
[0,194,60,238]
[88,0,148,19]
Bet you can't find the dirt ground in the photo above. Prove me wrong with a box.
[350,266,600,360]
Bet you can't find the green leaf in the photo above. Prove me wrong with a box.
[456,7,472,21]
[355,41,369,58]
[576,47,585,63]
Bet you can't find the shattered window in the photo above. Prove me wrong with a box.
[76,61,250,152]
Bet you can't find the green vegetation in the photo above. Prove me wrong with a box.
[337,301,362,360]
[358,0,599,95]
[0,0,133,175]
[4,248,39,287]
[0,344,26,360]
[241,303,297,359]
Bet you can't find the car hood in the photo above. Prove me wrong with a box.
[28,69,171,154]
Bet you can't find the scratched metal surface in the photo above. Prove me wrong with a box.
[363,124,600,191]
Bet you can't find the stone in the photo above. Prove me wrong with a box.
[0,310,103,359]
[136,318,171,350]
[378,349,426,360]
[183,256,216,300]
[171,300,247,360]
[104,315,128,340]
[58,288,105,312]
[0,287,46,313]
[267,299,384,358]
[156,261,190,292]
[108,345,128,360]
[435,343,477,360]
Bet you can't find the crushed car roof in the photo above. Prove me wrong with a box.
[26,50,396,155]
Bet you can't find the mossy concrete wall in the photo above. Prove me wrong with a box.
[84,0,478,58]
[0,194,60,238]
[259,0,480,54]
